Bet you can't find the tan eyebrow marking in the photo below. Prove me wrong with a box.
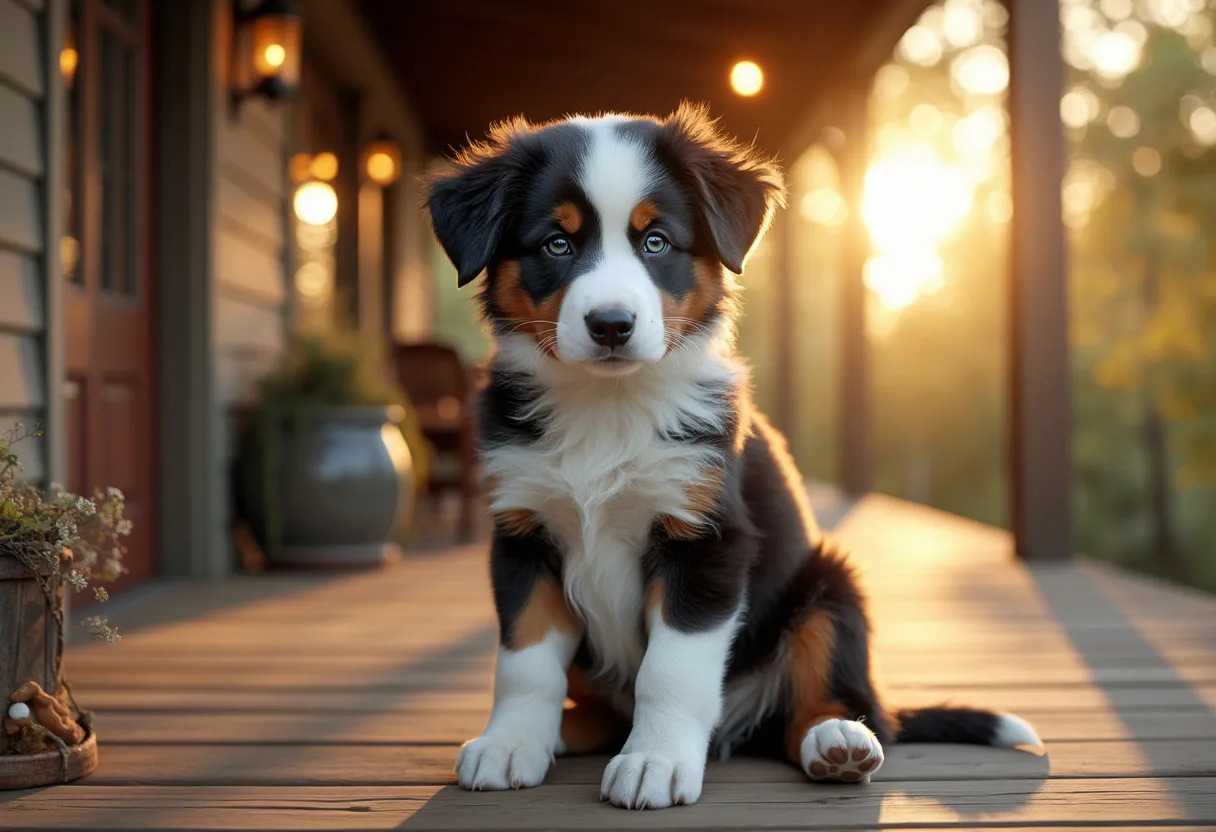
[630,199,660,232]
[553,202,582,234]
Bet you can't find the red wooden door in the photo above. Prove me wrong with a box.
[62,0,157,586]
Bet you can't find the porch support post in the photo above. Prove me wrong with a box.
[1008,0,1071,559]
[838,82,871,496]
[157,0,221,577]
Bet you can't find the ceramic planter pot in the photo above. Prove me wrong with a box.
[241,405,414,568]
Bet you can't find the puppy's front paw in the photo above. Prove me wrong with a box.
[456,736,552,790]
[800,718,884,783]
[599,751,703,809]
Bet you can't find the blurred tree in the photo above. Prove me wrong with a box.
[1067,22,1216,590]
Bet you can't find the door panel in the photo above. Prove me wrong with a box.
[63,0,156,587]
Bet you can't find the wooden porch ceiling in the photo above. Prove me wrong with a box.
[355,0,931,156]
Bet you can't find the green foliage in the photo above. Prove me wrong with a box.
[0,423,126,645]
[258,330,407,409]
[255,329,431,481]
[1067,25,1216,592]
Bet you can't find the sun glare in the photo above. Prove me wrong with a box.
[863,148,973,253]
[898,25,943,66]
[950,44,1009,96]
[864,251,945,310]
[861,147,973,309]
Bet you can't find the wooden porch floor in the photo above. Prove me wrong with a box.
[4,494,1216,830]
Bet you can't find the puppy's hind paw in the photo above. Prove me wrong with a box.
[801,718,884,784]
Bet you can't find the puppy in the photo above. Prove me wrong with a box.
[426,103,1041,810]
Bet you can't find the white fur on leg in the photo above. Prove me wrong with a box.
[800,718,884,783]
[457,630,578,791]
[993,713,1044,751]
[600,609,739,809]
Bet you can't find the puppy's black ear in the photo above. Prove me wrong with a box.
[427,119,531,287]
[659,102,786,275]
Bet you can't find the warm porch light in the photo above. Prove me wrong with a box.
[294,181,338,226]
[262,43,287,69]
[232,0,302,105]
[289,152,313,182]
[60,28,78,89]
[361,138,402,187]
[309,152,339,181]
[730,61,764,96]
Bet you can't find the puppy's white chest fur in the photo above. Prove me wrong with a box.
[483,336,737,685]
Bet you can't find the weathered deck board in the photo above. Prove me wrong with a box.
[64,681,1216,714]
[82,739,1216,785]
[3,780,1215,830]
[64,651,1216,687]
[3,493,1214,830]
[88,707,1216,745]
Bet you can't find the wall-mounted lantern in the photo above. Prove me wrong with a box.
[360,136,403,187]
[231,0,302,109]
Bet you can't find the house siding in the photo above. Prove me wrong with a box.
[0,0,48,482]
[210,0,289,496]
[213,101,288,409]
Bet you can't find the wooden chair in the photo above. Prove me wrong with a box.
[392,342,479,542]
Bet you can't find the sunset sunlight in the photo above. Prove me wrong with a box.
[861,146,973,309]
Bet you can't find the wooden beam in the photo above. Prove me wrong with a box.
[1008,0,1071,559]
[838,82,871,496]
[156,0,221,577]
[780,0,933,156]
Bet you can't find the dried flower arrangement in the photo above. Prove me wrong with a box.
[1,422,127,780]
[0,423,128,643]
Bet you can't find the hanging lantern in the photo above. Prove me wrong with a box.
[361,137,403,187]
[232,0,302,105]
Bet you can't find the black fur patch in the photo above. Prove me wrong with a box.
[894,707,1001,745]
[477,370,544,445]
[489,526,564,651]
[644,504,756,633]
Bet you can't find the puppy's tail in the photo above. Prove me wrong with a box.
[892,706,1043,750]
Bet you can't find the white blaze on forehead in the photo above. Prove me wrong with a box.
[577,117,657,239]
[555,117,667,367]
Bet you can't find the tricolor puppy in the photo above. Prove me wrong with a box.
[426,103,1041,810]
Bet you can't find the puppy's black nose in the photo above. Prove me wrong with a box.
[585,309,635,348]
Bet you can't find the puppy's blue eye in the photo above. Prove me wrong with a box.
[642,233,669,254]
[544,236,573,256]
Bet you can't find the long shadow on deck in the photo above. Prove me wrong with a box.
[1030,561,1216,820]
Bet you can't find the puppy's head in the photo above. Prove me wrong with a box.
[427,103,785,376]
